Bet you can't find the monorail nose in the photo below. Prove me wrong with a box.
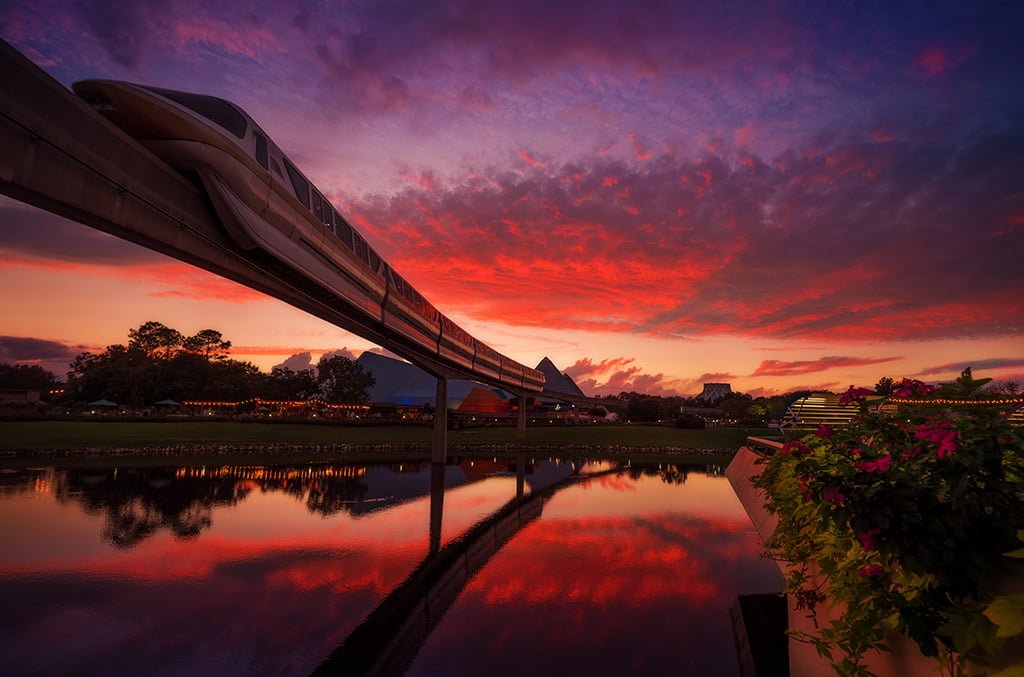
[73,80,117,111]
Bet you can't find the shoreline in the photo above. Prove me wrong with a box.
[0,442,734,460]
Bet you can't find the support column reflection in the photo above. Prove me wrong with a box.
[429,462,445,556]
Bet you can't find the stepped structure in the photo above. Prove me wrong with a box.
[535,357,586,398]
[697,382,732,401]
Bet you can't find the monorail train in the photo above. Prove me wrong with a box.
[73,80,544,392]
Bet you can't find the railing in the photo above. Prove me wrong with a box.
[745,436,783,456]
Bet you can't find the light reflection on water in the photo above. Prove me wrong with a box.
[0,457,779,676]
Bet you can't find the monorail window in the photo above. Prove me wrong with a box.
[254,133,268,169]
[354,235,368,265]
[368,248,381,272]
[312,191,323,223]
[141,86,247,138]
[334,211,353,248]
[283,158,310,209]
[390,271,405,295]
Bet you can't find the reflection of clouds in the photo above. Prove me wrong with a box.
[0,545,418,676]
[468,514,759,608]
[596,474,637,493]
[411,496,780,676]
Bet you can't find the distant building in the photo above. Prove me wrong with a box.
[696,382,732,401]
[356,352,511,409]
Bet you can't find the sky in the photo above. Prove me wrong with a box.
[1,0,1023,397]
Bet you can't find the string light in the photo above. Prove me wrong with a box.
[180,397,370,410]
[889,398,1024,406]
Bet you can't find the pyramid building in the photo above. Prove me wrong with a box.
[535,357,586,398]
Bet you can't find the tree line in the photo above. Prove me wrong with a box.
[1,321,374,407]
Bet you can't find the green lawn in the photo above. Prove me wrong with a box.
[0,420,776,451]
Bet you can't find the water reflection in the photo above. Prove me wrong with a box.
[0,457,771,676]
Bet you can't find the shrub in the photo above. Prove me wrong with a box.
[674,414,706,429]
[753,374,1024,676]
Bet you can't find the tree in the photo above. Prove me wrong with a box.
[874,376,896,396]
[68,322,264,405]
[317,355,375,404]
[265,367,319,400]
[182,329,232,361]
[0,363,59,393]
[128,321,184,360]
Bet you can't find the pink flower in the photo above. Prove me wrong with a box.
[857,455,892,473]
[821,486,846,506]
[900,447,923,461]
[858,564,885,578]
[840,386,875,404]
[857,527,881,551]
[781,440,813,456]
[815,424,834,438]
[915,422,959,459]
[893,379,938,398]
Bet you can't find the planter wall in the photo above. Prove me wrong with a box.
[727,445,1023,676]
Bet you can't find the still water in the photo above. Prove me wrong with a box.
[0,456,780,675]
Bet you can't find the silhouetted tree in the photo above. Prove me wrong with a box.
[0,363,58,394]
[317,355,375,403]
[182,329,232,360]
[68,322,263,405]
[265,366,319,400]
[875,376,896,396]
[128,321,184,359]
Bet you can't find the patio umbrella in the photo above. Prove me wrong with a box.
[87,399,118,407]
[153,399,181,406]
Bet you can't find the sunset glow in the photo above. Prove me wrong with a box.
[1,2,1022,394]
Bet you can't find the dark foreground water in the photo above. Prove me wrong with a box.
[0,456,780,676]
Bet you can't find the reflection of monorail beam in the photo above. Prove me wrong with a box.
[312,463,619,677]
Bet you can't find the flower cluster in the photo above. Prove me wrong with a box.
[914,421,958,459]
[892,378,938,398]
[839,386,875,404]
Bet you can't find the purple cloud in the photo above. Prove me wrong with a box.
[918,358,1024,376]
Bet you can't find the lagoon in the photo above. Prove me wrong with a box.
[0,455,780,675]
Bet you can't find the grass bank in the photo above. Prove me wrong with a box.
[0,420,776,451]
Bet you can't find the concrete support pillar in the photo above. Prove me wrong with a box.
[517,395,527,440]
[432,378,447,464]
[429,462,445,555]
[515,454,525,498]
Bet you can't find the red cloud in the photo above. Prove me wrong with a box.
[745,382,839,398]
[347,128,1024,342]
[751,355,901,377]
[917,358,1024,376]
[3,256,267,304]
[697,372,736,381]
[563,357,636,379]
[518,149,546,167]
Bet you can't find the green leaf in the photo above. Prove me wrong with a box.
[984,595,1024,639]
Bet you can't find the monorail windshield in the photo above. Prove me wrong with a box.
[141,86,247,139]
